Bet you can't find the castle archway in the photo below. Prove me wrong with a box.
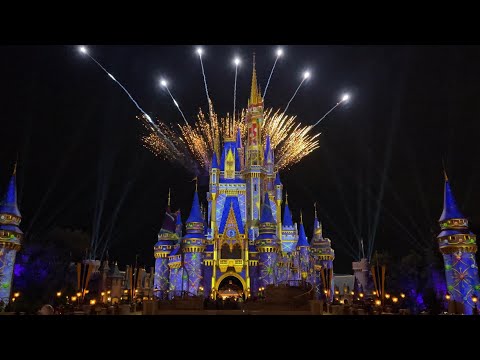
[215,272,246,299]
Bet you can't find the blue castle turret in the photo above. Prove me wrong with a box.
[310,204,335,302]
[153,189,178,299]
[437,173,479,314]
[0,164,22,306]
[180,187,206,295]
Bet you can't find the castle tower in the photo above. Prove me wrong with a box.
[0,164,22,306]
[296,212,310,283]
[274,172,283,240]
[153,191,178,299]
[245,57,264,231]
[255,192,280,289]
[310,207,335,303]
[107,261,124,301]
[437,173,479,314]
[182,187,206,295]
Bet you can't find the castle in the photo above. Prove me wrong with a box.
[153,63,336,301]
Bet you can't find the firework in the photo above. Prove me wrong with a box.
[141,104,320,176]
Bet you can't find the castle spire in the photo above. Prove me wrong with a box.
[296,212,309,248]
[260,192,275,224]
[439,174,464,222]
[186,188,203,224]
[0,163,21,217]
[249,54,262,105]
[283,194,293,228]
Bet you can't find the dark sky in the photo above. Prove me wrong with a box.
[1,45,480,273]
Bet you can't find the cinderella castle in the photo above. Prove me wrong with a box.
[153,64,336,302]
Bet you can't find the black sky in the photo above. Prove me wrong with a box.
[1,45,480,273]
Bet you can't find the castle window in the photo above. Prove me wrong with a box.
[254,184,257,191]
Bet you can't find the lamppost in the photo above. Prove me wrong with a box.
[472,294,478,315]
[445,293,451,314]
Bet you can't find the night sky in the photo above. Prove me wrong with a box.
[2,45,480,273]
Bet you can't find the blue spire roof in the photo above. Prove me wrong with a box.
[264,135,271,162]
[260,192,275,224]
[236,128,242,148]
[176,211,182,225]
[283,203,293,227]
[297,222,309,247]
[439,179,464,222]
[274,172,282,186]
[212,152,219,169]
[0,169,20,217]
[186,191,204,223]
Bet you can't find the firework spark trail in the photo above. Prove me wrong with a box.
[78,47,178,154]
[284,71,310,115]
[312,94,350,127]
[161,81,188,125]
[263,48,283,100]
[233,58,240,120]
[196,48,211,108]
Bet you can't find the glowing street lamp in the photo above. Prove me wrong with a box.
[385,293,391,299]
[392,297,399,304]
[375,299,382,306]
[90,299,96,305]
[472,294,478,315]
[13,292,20,298]
[359,293,364,298]
[56,292,62,297]
[400,293,406,298]
[445,293,451,301]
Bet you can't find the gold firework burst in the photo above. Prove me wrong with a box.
[139,104,320,175]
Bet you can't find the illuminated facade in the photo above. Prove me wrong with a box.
[437,173,480,314]
[153,63,335,301]
[0,164,22,306]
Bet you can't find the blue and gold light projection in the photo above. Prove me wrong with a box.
[438,174,480,314]
[154,60,336,300]
[0,166,22,305]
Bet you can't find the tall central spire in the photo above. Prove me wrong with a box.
[250,54,262,105]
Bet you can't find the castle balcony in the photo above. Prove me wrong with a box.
[219,259,243,273]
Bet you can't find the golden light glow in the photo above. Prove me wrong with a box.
[124,290,128,294]
[11,297,15,302]
[107,297,112,302]
[71,296,77,301]
[107,290,111,294]
[400,293,405,298]
[472,295,478,303]
[350,291,354,295]
[392,297,398,303]
[335,290,339,295]
[90,300,96,305]
[140,106,321,175]
[56,292,62,297]
[445,294,451,301]
[359,293,364,298]
[372,290,377,295]
[13,292,20,298]
[135,289,138,293]
[375,299,381,306]
[101,292,105,296]
[76,292,82,297]
[85,290,90,294]
[385,293,390,299]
